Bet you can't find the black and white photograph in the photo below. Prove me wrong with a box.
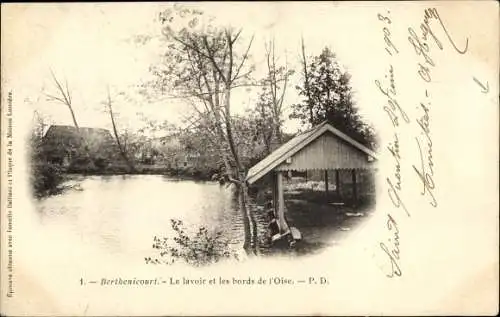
[1,2,498,316]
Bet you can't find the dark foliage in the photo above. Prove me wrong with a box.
[145,219,238,267]
[291,47,377,149]
[30,161,65,198]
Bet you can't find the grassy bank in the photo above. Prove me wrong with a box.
[31,161,219,199]
[66,163,218,181]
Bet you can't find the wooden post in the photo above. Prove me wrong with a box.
[335,170,340,197]
[324,170,329,193]
[272,173,278,216]
[276,171,289,234]
[351,169,357,203]
[267,174,279,236]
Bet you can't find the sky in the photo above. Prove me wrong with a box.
[4,2,497,137]
[3,2,386,136]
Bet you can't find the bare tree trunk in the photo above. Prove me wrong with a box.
[68,106,79,130]
[264,38,287,146]
[274,124,283,145]
[261,103,272,155]
[301,37,314,125]
[223,85,258,255]
[237,183,257,255]
[223,88,241,173]
[106,88,135,173]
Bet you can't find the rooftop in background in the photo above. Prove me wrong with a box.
[43,125,114,139]
[42,125,117,157]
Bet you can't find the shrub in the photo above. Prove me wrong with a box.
[145,219,238,267]
[30,161,64,198]
[93,156,109,171]
[68,155,95,173]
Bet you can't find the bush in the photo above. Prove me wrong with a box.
[93,156,109,171]
[68,155,95,173]
[145,219,238,267]
[31,161,64,198]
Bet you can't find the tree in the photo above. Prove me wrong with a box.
[253,39,293,153]
[103,87,136,172]
[299,36,314,125]
[232,112,270,166]
[45,69,79,129]
[245,100,275,156]
[31,110,51,142]
[29,109,64,198]
[291,46,376,148]
[149,5,258,254]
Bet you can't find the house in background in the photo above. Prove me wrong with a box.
[41,125,119,168]
[131,135,183,167]
[144,135,205,170]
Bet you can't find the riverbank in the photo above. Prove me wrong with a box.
[66,164,218,181]
[254,180,375,257]
[32,164,219,199]
[35,171,374,259]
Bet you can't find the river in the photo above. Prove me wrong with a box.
[35,175,267,262]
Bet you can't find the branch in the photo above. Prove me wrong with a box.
[278,73,288,112]
[226,31,234,85]
[161,81,267,100]
[278,54,290,113]
[186,47,212,103]
[201,35,227,82]
[233,69,253,82]
[44,93,67,104]
[232,34,254,82]
[49,69,71,107]
[48,68,79,129]
[65,78,71,105]
[265,40,277,109]
[231,28,243,44]
[300,36,314,125]
[169,31,226,83]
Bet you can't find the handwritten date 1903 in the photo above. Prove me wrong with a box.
[378,11,399,56]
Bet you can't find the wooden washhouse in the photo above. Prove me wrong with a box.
[245,121,378,244]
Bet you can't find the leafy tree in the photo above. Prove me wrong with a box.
[291,46,376,148]
[147,5,259,254]
[232,113,269,166]
[253,39,294,153]
[176,122,222,174]
[28,111,66,198]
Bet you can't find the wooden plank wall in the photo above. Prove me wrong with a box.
[275,131,374,171]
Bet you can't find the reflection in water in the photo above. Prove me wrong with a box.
[36,175,262,260]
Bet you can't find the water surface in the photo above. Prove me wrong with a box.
[36,175,251,261]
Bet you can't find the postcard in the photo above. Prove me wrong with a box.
[1,2,498,316]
